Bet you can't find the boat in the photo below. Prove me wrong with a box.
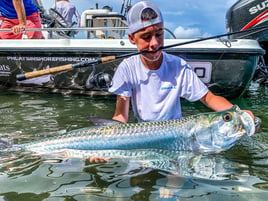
[0,1,265,99]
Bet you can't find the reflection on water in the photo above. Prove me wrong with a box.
[0,83,267,201]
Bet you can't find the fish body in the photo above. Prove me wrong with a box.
[10,105,257,154]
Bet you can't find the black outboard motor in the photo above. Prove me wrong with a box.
[226,0,268,41]
[226,0,268,85]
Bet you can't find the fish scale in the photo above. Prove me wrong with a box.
[3,105,258,155]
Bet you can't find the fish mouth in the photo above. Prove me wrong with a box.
[240,111,256,136]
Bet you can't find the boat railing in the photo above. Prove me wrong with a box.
[0,27,129,32]
[0,27,129,39]
[0,26,177,39]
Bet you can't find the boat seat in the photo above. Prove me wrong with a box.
[81,9,127,39]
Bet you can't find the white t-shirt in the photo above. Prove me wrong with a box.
[109,52,208,121]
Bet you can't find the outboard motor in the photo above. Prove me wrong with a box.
[226,0,268,85]
[226,0,268,41]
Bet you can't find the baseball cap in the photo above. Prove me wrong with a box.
[127,1,163,34]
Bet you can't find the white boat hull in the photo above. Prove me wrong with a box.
[0,38,264,98]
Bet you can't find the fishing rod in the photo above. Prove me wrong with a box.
[120,0,125,14]
[16,25,268,81]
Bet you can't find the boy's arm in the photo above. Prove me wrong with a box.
[200,91,255,120]
[112,95,130,123]
[200,91,234,112]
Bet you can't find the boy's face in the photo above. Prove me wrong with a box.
[128,23,164,63]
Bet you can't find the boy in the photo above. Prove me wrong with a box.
[108,1,254,123]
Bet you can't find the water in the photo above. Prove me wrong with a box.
[0,82,267,201]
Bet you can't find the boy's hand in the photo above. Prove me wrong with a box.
[88,156,109,163]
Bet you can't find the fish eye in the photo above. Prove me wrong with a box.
[223,113,233,122]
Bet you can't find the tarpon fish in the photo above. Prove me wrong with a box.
[1,105,260,154]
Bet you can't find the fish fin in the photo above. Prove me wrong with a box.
[88,117,123,126]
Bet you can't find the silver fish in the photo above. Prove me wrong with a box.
[2,105,259,154]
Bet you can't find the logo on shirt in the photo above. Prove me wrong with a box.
[161,86,176,90]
